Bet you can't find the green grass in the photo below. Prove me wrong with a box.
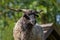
[0,13,23,40]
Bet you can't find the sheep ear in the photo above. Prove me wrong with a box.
[35,15,39,17]
[23,14,30,20]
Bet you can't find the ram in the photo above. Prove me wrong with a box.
[9,8,44,40]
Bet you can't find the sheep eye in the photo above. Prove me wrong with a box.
[28,13,32,16]
[23,14,30,20]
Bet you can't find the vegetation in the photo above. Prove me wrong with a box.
[0,0,60,40]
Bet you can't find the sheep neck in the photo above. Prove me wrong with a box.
[21,17,33,40]
[21,17,33,32]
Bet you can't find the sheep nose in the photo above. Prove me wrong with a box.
[32,20,36,24]
[30,20,36,25]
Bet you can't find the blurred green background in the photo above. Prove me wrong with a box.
[0,0,60,40]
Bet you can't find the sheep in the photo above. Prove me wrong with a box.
[8,8,44,40]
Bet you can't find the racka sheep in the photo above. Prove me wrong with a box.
[8,8,44,40]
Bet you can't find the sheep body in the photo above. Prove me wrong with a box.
[13,17,44,40]
[13,9,44,40]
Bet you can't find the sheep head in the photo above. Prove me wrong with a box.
[8,7,43,25]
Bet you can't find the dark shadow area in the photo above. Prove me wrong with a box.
[46,30,60,40]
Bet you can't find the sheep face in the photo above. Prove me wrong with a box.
[23,10,38,25]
